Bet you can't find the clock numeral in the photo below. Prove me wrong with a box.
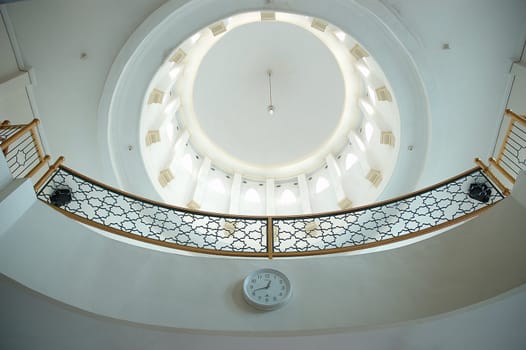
[251,279,256,283]
[279,292,283,296]
[265,298,269,302]
[258,296,262,300]
[281,286,285,290]
[250,285,253,289]
[265,273,270,278]
[279,280,283,284]
[273,297,277,301]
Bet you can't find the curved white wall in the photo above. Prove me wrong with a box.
[1,178,525,333]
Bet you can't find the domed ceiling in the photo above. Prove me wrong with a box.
[139,11,401,215]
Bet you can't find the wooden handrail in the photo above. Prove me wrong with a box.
[489,157,515,184]
[0,118,39,151]
[505,108,526,126]
[475,158,510,196]
[34,156,65,191]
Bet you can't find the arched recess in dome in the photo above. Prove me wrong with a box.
[99,0,430,215]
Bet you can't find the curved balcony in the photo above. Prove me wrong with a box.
[35,165,504,258]
[4,109,525,258]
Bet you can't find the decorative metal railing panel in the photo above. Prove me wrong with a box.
[495,110,526,180]
[272,169,503,254]
[37,167,267,254]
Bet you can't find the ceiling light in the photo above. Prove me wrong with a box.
[315,177,330,193]
[266,70,275,116]
[355,136,366,152]
[334,30,346,42]
[164,97,180,115]
[245,188,260,203]
[360,99,374,115]
[190,32,201,44]
[367,85,376,104]
[181,153,193,172]
[169,66,181,80]
[364,122,374,141]
[209,178,225,194]
[345,153,358,170]
[164,121,174,142]
[355,62,370,77]
[280,189,296,204]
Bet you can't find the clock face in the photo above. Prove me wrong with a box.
[242,269,292,311]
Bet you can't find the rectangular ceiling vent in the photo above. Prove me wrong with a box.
[145,130,161,146]
[209,22,226,36]
[338,197,353,210]
[376,86,393,101]
[148,89,165,104]
[350,44,369,60]
[380,131,395,146]
[366,169,383,187]
[158,169,174,187]
[260,11,275,21]
[311,18,328,32]
[170,49,187,64]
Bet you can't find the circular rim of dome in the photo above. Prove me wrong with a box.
[100,0,430,215]
[138,11,402,214]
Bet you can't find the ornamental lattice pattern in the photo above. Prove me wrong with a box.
[37,168,503,255]
[272,170,503,253]
[37,168,267,253]
[500,122,526,178]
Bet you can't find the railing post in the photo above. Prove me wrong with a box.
[34,156,64,191]
[475,158,510,196]
[267,217,274,259]
[0,118,39,152]
[488,157,515,184]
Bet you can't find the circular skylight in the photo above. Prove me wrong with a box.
[139,11,401,215]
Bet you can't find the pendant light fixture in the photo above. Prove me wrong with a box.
[267,70,275,115]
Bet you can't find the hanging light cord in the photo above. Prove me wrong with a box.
[267,70,275,115]
[268,70,273,106]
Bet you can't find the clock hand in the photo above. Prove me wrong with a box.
[253,280,271,292]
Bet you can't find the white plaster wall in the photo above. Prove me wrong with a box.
[1,274,526,349]
[4,0,167,182]
[1,192,525,333]
[0,8,18,82]
[508,62,526,116]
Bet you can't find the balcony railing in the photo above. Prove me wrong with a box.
[1,119,63,189]
[5,112,524,258]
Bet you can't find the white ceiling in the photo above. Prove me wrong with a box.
[193,21,345,168]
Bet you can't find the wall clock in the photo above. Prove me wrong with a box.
[242,268,292,311]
